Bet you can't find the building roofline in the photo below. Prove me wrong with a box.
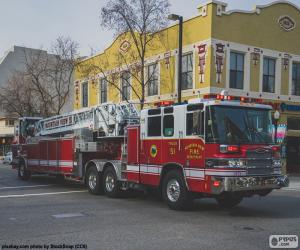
[223,0,300,15]
[256,0,300,12]
[79,13,206,63]
[197,0,228,9]
[0,46,15,66]
[78,0,300,64]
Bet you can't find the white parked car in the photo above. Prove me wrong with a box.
[3,152,12,164]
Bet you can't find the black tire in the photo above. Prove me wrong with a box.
[162,170,192,210]
[103,166,121,198]
[86,166,102,195]
[216,194,243,208]
[55,174,65,183]
[18,162,31,181]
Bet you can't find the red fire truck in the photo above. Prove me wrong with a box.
[11,93,289,210]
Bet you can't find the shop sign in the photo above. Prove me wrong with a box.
[280,103,300,112]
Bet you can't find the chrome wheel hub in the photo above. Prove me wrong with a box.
[105,173,115,192]
[167,179,180,202]
[88,173,97,190]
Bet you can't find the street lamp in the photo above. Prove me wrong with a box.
[168,14,183,104]
[274,110,280,144]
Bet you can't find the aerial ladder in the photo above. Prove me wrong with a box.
[35,103,140,137]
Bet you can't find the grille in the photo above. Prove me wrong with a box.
[247,167,272,176]
[247,159,272,168]
[246,148,272,159]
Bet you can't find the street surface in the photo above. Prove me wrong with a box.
[0,162,299,250]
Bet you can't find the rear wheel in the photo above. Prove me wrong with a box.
[86,166,102,195]
[103,166,121,198]
[18,162,31,181]
[216,194,243,208]
[55,174,65,183]
[162,170,192,210]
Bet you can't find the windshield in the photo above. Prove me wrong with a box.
[20,119,39,138]
[206,106,274,145]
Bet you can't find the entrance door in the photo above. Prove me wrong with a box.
[287,137,300,173]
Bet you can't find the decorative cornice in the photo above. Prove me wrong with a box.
[197,0,227,9]
[222,0,300,16]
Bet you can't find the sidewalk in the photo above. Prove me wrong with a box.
[283,175,300,191]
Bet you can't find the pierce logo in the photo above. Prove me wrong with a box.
[269,235,298,248]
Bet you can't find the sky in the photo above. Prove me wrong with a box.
[1,0,300,58]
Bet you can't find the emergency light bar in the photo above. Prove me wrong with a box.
[154,101,175,107]
[203,93,263,104]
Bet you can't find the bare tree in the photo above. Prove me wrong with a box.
[0,74,41,117]
[84,0,170,109]
[0,37,78,117]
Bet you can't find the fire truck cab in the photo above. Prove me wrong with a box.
[12,96,289,210]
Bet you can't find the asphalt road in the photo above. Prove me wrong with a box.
[0,163,299,250]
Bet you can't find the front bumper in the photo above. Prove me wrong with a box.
[211,175,289,194]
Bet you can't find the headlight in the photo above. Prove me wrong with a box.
[272,160,281,167]
[228,159,246,168]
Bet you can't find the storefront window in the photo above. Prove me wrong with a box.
[288,117,300,130]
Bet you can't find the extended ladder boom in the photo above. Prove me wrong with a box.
[35,103,140,137]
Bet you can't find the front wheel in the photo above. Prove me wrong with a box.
[162,170,192,210]
[103,166,121,198]
[216,194,243,208]
[18,162,31,181]
[86,166,102,195]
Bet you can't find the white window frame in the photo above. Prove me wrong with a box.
[99,78,108,104]
[175,48,196,97]
[225,44,250,92]
[81,81,89,108]
[120,71,131,102]
[146,62,160,97]
[229,50,246,90]
[259,50,280,96]
[290,59,300,96]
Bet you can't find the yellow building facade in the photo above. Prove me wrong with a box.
[75,0,300,173]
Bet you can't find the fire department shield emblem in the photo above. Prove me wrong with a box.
[150,145,158,158]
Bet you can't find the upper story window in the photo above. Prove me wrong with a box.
[5,120,15,127]
[147,63,159,96]
[82,82,88,108]
[121,72,131,101]
[263,57,276,93]
[99,78,108,103]
[230,52,244,89]
[182,53,193,90]
[292,62,300,96]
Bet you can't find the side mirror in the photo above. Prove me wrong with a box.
[193,111,203,136]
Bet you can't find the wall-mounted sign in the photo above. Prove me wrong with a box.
[278,15,296,31]
[215,43,225,84]
[280,103,300,112]
[197,44,207,83]
[119,40,131,53]
[269,124,287,144]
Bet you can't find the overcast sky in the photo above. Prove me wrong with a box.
[1,0,300,57]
